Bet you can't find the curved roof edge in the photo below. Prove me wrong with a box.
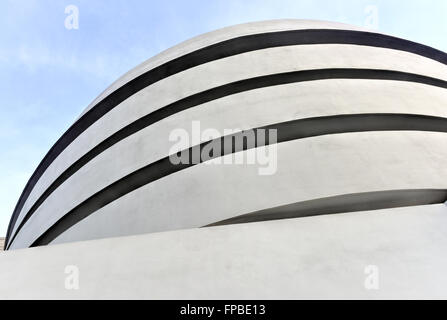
[77,19,376,118]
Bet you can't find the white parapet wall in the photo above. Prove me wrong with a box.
[1,204,447,299]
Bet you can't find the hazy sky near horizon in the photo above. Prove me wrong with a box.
[1,0,447,236]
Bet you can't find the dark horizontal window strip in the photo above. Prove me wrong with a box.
[7,27,447,245]
[28,113,447,247]
[7,69,447,249]
[205,189,447,227]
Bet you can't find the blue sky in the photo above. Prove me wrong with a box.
[1,0,447,236]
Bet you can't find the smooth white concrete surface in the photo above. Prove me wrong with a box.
[12,80,447,248]
[2,203,447,299]
[11,131,446,248]
[8,19,447,249]
[14,43,447,238]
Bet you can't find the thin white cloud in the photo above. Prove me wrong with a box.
[1,44,130,82]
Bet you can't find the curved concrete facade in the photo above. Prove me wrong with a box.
[5,19,447,250]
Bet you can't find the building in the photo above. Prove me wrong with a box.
[1,20,447,299]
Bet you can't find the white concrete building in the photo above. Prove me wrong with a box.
[1,20,447,299]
